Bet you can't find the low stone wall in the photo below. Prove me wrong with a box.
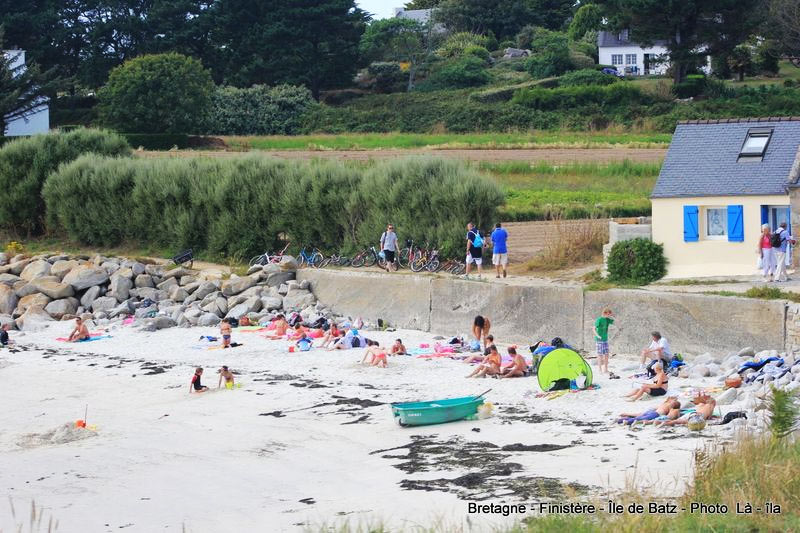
[297,270,791,355]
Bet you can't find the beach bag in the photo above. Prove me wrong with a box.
[228,317,239,328]
[472,231,484,247]
[771,231,783,248]
[351,336,361,348]
[469,339,481,351]
[287,312,302,327]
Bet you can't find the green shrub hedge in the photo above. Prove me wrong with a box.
[420,56,491,90]
[512,84,652,110]
[0,129,131,235]
[559,69,619,87]
[43,156,503,259]
[607,238,667,285]
[204,84,317,135]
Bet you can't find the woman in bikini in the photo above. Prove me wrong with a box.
[624,361,669,401]
[267,315,289,339]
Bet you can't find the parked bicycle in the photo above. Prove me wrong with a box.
[410,242,433,272]
[397,239,414,269]
[425,247,441,272]
[350,246,387,269]
[249,242,291,267]
[319,252,351,268]
[297,246,324,268]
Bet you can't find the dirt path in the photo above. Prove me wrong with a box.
[139,148,666,163]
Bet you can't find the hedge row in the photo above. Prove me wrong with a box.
[0,129,131,235]
[43,155,504,259]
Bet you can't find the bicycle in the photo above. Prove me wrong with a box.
[249,242,291,267]
[410,242,433,272]
[350,246,387,269]
[398,239,414,269]
[320,252,350,268]
[425,247,441,272]
[297,246,324,268]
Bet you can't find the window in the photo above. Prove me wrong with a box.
[611,54,623,66]
[739,128,773,161]
[625,54,637,65]
[704,207,727,239]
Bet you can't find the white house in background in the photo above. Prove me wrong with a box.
[393,8,433,23]
[3,49,50,137]
[597,30,669,76]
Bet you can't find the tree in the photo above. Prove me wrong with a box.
[727,44,754,81]
[0,30,63,136]
[525,28,573,78]
[436,0,574,40]
[98,53,214,133]
[568,3,604,41]
[768,0,800,66]
[360,18,441,90]
[210,0,368,99]
[598,0,765,84]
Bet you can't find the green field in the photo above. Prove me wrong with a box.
[224,132,672,151]
[481,160,660,220]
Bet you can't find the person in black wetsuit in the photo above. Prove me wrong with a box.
[0,324,10,346]
[189,367,209,393]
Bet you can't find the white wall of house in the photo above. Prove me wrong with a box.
[652,194,790,278]
[3,50,50,137]
[598,44,669,76]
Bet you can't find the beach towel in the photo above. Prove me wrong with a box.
[122,317,135,326]
[409,348,434,356]
[309,329,324,339]
[56,333,109,342]
[416,352,455,359]
[234,325,264,332]
[738,357,781,374]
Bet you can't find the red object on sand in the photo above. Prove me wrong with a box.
[75,420,86,428]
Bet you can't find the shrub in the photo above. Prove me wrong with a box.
[673,74,706,98]
[559,69,618,87]
[98,53,214,134]
[512,84,650,110]
[526,30,573,78]
[43,155,503,260]
[463,45,491,63]
[205,84,316,135]
[437,32,490,58]
[421,56,490,90]
[606,238,667,285]
[366,62,407,93]
[568,50,596,70]
[0,129,131,235]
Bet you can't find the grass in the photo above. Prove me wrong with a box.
[481,160,660,221]
[223,131,672,151]
[703,286,800,303]
[524,219,607,271]
[655,278,742,286]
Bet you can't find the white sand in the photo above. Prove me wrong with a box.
[0,322,732,532]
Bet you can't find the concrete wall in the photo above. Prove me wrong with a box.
[652,195,789,278]
[297,270,789,355]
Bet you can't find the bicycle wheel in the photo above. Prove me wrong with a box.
[297,255,307,268]
[249,254,265,267]
[310,252,324,268]
[410,257,427,272]
[350,252,366,268]
[398,248,410,268]
[452,262,466,275]
[318,257,331,268]
[364,252,378,268]
[339,256,351,267]
[426,258,440,272]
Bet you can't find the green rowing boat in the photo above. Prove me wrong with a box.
[391,395,485,427]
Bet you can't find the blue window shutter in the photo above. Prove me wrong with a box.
[727,205,744,242]
[761,205,769,225]
[683,205,699,242]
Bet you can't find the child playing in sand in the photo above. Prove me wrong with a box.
[593,307,614,375]
[220,319,232,348]
[267,314,289,339]
[361,341,387,367]
[390,339,406,355]
[499,347,527,378]
[218,366,235,389]
[296,332,313,352]
[0,323,12,346]
[67,317,90,342]
[190,367,209,393]
[466,345,501,378]
[289,323,307,341]
[320,323,341,348]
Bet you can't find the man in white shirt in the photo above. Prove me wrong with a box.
[639,331,671,369]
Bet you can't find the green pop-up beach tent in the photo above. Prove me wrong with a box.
[537,348,593,392]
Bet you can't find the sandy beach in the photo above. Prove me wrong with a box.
[0,321,732,532]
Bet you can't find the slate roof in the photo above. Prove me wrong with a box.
[597,30,667,48]
[651,118,800,199]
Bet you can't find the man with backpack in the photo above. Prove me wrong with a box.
[465,222,485,278]
[772,222,796,282]
[379,223,398,272]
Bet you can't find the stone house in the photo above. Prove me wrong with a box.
[651,118,800,278]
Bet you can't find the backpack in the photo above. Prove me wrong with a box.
[351,336,361,348]
[771,231,784,248]
[287,312,302,327]
[471,231,484,248]
[228,317,239,328]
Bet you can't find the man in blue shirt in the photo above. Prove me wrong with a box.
[773,222,796,282]
[490,222,509,278]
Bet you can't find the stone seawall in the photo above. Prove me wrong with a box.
[297,270,790,355]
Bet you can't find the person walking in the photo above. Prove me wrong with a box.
[758,224,776,282]
[490,222,509,278]
[465,222,484,278]
[380,223,398,272]
[772,222,796,282]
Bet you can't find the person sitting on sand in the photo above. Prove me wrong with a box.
[370,343,388,368]
[617,396,680,425]
[472,316,491,349]
[67,317,90,342]
[320,323,342,348]
[639,331,671,372]
[190,367,209,393]
[0,323,13,346]
[218,366,235,389]
[267,314,289,339]
[390,339,407,355]
[499,347,527,378]
[660,394,718,426]
[463,344,492,364]
[296,332,313,352]
[332,329,366,350]
[288,323,307,341]
[220,319,232,348]
[624,361,669,401]
[466,344,501,378]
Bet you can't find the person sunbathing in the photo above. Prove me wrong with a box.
[661,394,717,426]
[499,347,527,378]
[67,317,90,342]
[624,361,669,401]
[320,323,342,348]
[617,397,679,425]
[267,315,289,339]
[466,345,501,378]
[390,339,407,355]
